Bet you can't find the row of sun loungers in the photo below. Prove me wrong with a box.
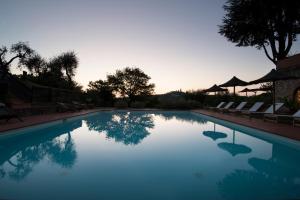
[209,101,300,126]
[0,101,90,123]
[0,103,23,122]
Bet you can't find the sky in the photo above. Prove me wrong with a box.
[1,0,300,94]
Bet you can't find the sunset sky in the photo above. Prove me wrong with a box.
[1,0,300,94]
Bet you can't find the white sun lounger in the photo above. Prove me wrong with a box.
[208,102,225,110]
[264,109,300,125]
[293,110,300,126]
[250,103,284,118]
[219,102,234,111]
[241,102,264,114]
[228,102,247,113]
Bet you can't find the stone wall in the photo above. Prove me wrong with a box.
[276,54,300,101]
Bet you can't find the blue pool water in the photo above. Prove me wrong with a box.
[0,111,300,200]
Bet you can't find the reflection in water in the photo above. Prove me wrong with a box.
[156,111,208,124]
[203,123,227,141]
[248,143,300,179]
[218,130,252,156]
[0,120,80,181]
[0,111,300,200]
[218,143,300,200]
[85,112,155,145]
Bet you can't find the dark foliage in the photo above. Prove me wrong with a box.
[0,42,34,76]
[107,67,155,106]
[86,80,114,106]
[219,0,300,64]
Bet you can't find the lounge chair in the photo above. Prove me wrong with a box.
[227,102,247,113]
[218,102,234,112]
[71,101,85,110]
[249,103,284,118]
[0,103,23,122]
[208,102,225,110]
[56,102,77,112]
[293,110,300,126]
[264,109,300,126]
[241,102,264,115]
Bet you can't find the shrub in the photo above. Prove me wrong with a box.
[281,96,300,112]
[130,101,146,108]
[158,98,202,109]
[114,99,128,108]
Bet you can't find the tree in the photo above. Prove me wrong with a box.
[57,52,78,85]
[219,0,300,64]
[21,53,47,76]
[0,42,34,77]
[107,67,155,105]
[35,51,79,89]
[87,79,114,106]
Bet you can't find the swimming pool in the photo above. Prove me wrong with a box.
[0,111,299,200]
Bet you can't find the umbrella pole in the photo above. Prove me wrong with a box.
[273,81,276,113]
[233,130,235,144]
[246,91,248,97]
[233,86,235,96]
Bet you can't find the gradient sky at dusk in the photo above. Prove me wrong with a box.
[1,0,300,93]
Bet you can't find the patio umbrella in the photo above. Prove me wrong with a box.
[219,76,248,95]
[217,130,252,156]
[247,87,272,96]
[239,88,251,96]
[203,123,227,141]
[204,84,228,95]
[248,69,300,113]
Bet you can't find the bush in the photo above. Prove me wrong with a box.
[130,101,146,108]
[158,98,202,109]
[281,96,300,112]
[114,99,128,108]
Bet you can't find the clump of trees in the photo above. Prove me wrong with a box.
[219,0,300,64]
[86,67,155,107]
[0,41,81,91]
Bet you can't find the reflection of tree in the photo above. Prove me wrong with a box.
[156,111,207,124]
[85,111,154,145]
[218,143,300,200]
[47,133,77,168]
[0,120,80,181]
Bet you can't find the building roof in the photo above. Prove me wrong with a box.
[277,54,300,70]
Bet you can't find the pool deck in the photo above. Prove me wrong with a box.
[0,108,113,133]
[193,109,300,141]
[1,108,300,142]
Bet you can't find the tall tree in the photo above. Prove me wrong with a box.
[43,51,79,89]
[107,67,155,105]
[56,51,78,86]
[0,42,34,77]
[219,0,300,64]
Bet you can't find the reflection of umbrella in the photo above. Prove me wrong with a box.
[203,123,227,141]
[219,76,248,95]
[239,88,251,96]
[218,130,252,156]
[204,84,228,95]
[248,69,300,113]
